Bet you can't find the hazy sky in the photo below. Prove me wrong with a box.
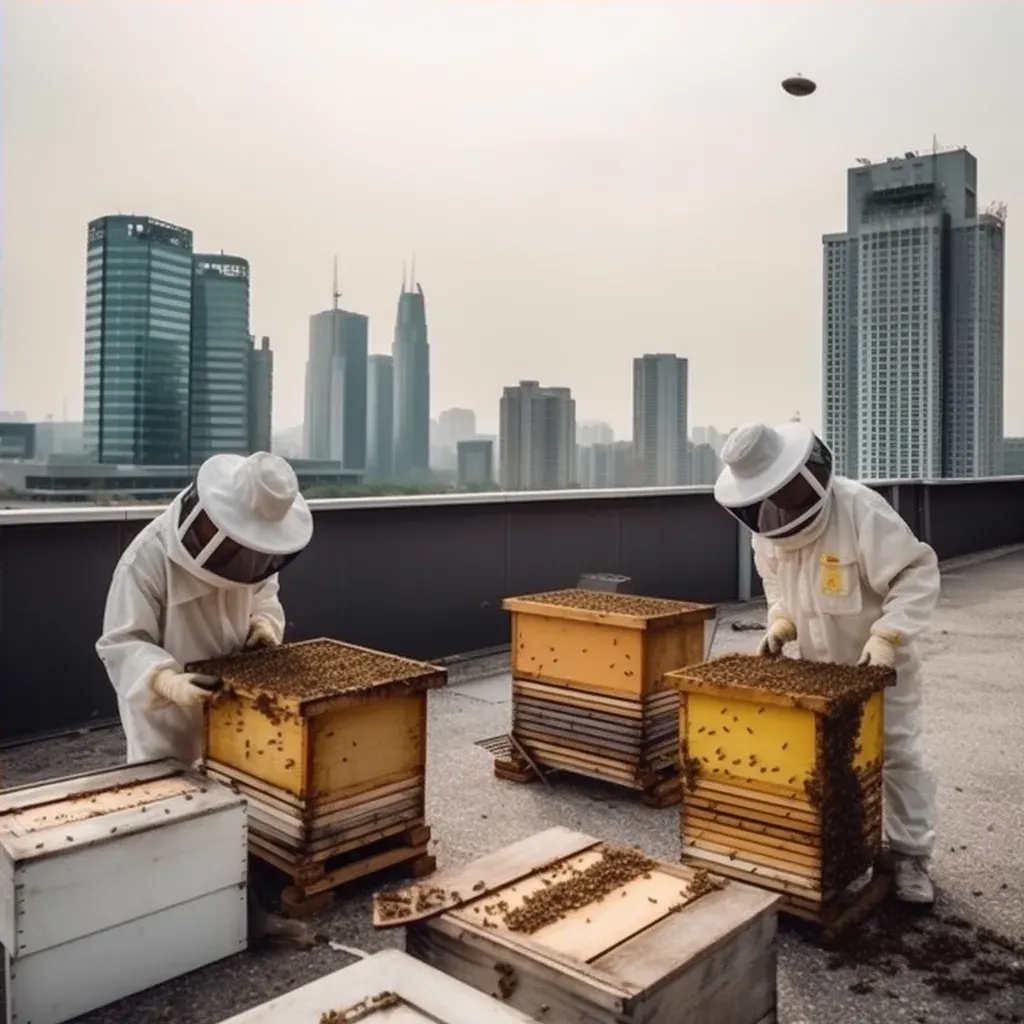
[4,0,1023,439]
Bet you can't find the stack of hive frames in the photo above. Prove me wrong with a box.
[194,639,446,914]
[501,590,716,805]
[667,653,893,924]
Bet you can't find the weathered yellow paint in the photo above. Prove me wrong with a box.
[205,693,306,797]
[513,613,645,696]
[513,611,707,697]
[310,694,425,804]
[644,623,706,691]
[684,692,818,794]
[854,690,884,770]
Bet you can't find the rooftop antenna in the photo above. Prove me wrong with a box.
[402,259,407,292]
[410,252,416,289]
[332,255,341,311]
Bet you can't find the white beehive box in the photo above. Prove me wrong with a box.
[215,948,534,1023]
[0,759,248,1024]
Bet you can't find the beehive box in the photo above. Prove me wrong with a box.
[392,827,779,1024]
[214,948,534,1023]
[667,653,894,925]
[0,760,247,1024]
[500,590,716,802]
[195,638,446,915]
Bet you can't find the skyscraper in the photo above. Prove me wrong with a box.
[499,380,576,490]
[367,354,395,480]
[823,147,1005,480]
[632,354,689,486]
[248,335,273,454]
[189,253,251,462]
[392,273,430,480]
[83,215,193,464]
[304,306,368,470]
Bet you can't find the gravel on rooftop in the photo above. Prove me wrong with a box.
[3,552,1024,1024]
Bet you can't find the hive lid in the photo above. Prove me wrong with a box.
[0,759,242,863]
[667,653,895,712]
[189,638,447,714]
[502,589,716,630]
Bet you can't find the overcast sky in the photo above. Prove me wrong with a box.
[3,0,1023,439]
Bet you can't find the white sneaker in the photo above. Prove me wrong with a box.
[893,855,934,905]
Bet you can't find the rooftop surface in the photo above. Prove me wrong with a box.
[4,547,1024,1023]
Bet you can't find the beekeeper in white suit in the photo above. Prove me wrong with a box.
[97,451,313,765]
[97,451,317,945]
[714,421,940,906]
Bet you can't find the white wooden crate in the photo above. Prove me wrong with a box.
[0,759,248,1024]
[215,948,533,1023]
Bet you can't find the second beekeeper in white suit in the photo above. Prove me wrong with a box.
[97,451,313,766]
[713,421,940,905]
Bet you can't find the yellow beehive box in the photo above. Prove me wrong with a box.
[194,638,446,915]
[667,653,893,925]
[503,589,715,698]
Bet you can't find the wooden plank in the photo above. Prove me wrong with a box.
[684,836,821,880]
[684,805,821,846]
[0,760,180,814]
[212,949,533,1023]
[521,738,638,774]
[681,848,824,900]
[668,673,836,715]
[530,751,640,786]
[372,827,601,929]
[697,778,814,810]
[513,681,643,717]
[689,787,819,826]
[249,819,420,868]
[683,814,821,862]
[513,706,643,743]
[593,882,777,990]
[514,726,641,761]
[513,701,644,738]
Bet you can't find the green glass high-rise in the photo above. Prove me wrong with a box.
[83,216,193,464]
[190,254,251,461]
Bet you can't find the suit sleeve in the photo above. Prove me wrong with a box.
[250,573,286,643]
[752,535,794,627]
[96,560,178,710]
[855,491,940,646]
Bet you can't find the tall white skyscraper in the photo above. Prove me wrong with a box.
[632,354,689,486]
[823,147,1005,480]
[499,380,576,491]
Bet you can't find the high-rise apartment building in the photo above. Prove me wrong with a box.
[190,254,251,462]
[577,421,614,447]
[578,441,634,489]
[367,354,395,480]
[248,335,273,453]
[304,307,368,470]
[392,277,430,480]
[437,408,476,450]
[823,147,1005,480]
[83,215,193,464]
[499,380,576,490]
[632,354,689,486]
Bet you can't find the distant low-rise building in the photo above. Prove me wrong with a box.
[457,438,494,488]
[0,422,36,460]
[578,441,634,488]
[691,442,722,486]
[1001,437,1024,476]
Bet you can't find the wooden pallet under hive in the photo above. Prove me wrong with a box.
[667,653,895,933]
[377,826,780,1024]
[194,638,447,916]
[499,589,716,803]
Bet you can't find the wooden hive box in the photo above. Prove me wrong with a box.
[667,653,894,927]
[500,590,715,802]
[195,638,447,915]
[214,948,535,1023]
[0,760,247,1024]
[385,827,780,1024]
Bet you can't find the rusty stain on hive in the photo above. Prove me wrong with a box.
[680,653,892,704]
[190,639,444,703]
[511,588,709,618]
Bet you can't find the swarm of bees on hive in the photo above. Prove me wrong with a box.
[516,589,706,617]
[192,640,432,703]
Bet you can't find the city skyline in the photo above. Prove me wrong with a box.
[6,2,1024,442]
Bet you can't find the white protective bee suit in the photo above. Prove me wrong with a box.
[97,452,314,766]
[714,422,940,905]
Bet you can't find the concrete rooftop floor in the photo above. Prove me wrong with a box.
[3,546,1024,1023]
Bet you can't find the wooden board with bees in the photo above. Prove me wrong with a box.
[667,653,895,934]
[497,590,716,806]
[392,826,780,1024]
[193,638,447,916]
